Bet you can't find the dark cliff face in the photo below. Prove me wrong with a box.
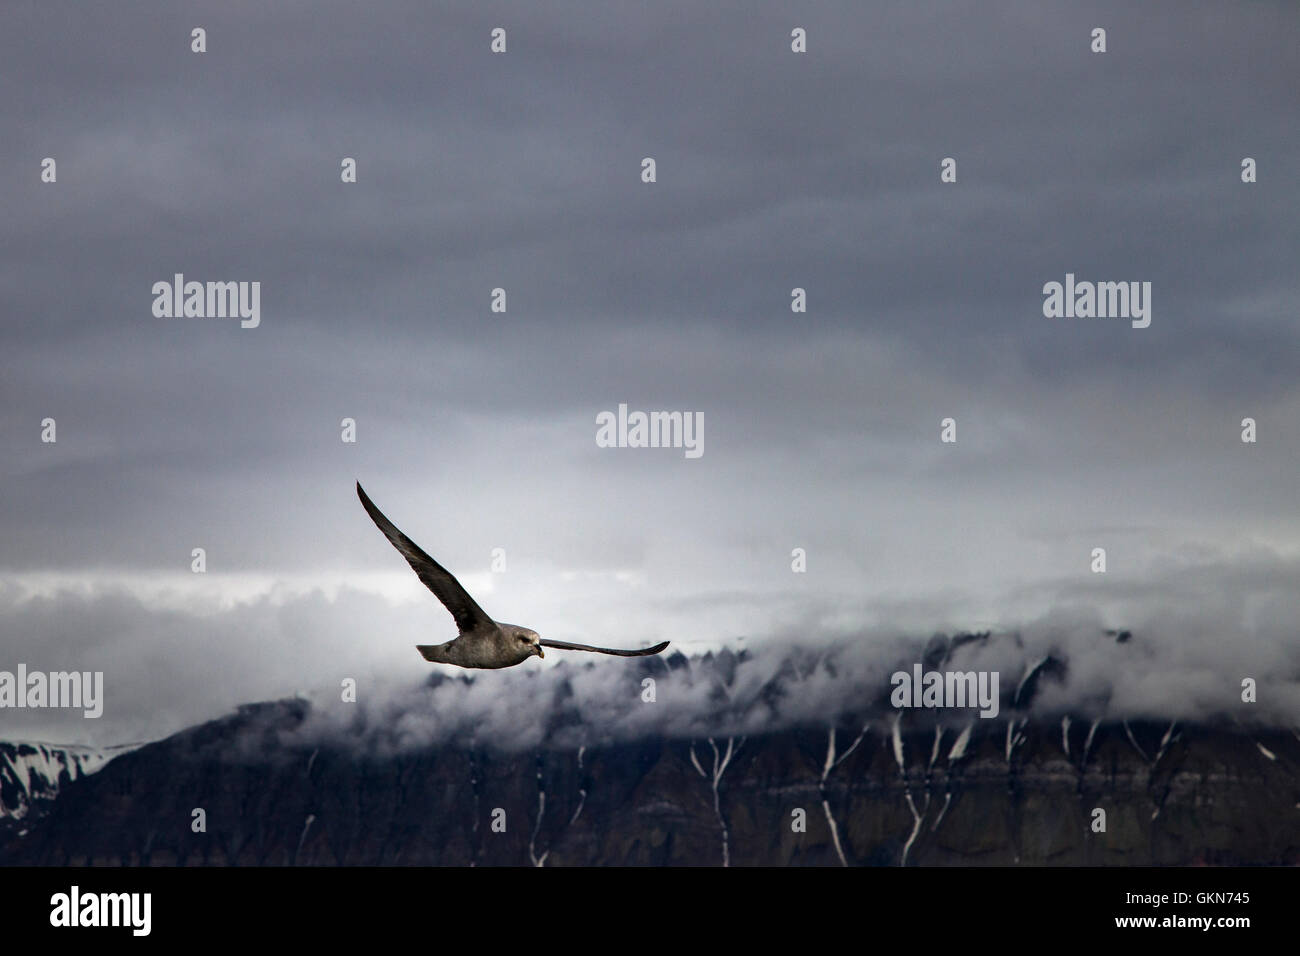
[4,635,1298,866]
[3,696,1297,866]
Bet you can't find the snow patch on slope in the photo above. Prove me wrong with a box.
[0,740,135,821]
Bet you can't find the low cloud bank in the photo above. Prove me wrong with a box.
[289,602,1299,754]
[2,550,1296,750]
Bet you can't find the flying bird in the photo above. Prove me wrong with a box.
[356,482,670,669]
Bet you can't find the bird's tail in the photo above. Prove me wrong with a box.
[416,645,440,662]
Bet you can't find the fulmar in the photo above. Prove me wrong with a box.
[357,482,670,669]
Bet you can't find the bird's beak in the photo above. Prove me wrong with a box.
[535,646,545,658]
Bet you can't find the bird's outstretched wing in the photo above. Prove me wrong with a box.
[539,638,670,657]
[356,482,495,636]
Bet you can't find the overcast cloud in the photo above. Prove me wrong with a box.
[2,1,1297,744]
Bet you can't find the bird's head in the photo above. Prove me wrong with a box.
[512,627,544,658]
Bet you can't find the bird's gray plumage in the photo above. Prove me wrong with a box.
[356,482,670,669]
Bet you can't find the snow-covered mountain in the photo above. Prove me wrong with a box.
[3,631,1298,865]
[0,740,134,830]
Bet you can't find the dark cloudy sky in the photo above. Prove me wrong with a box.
[2,1,1298,743]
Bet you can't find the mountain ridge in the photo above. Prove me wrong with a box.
[4,632,1296,865]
